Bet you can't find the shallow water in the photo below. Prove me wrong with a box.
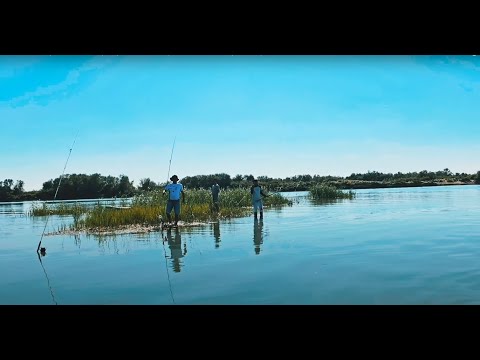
[1,186,480,304]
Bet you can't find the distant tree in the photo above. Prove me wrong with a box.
[0,179,14,201]
[87,173,103,199]
[139,178,157,191]
[213,173,232,188]
[3,179,13,189]
[117,175,135,197]
[13,180,24,195]
[475,171,480,184]
[181,175,200,189]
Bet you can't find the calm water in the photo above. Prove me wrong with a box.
[2,186,480,305]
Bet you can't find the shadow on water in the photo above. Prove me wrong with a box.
[212,222,221,248]
[308,198,352,206]
[165,227,186,273]
[253,218,264,255]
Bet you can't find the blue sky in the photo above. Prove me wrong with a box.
[1,55,480,191]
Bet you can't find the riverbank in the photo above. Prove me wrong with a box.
[335,180,476,190]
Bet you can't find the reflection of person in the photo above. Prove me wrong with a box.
[213,222,221,248]
[253,218,264,255]
[250,179,268,220]
[166,227,186,273]
[163,175,185,226]
[211,179,220,212]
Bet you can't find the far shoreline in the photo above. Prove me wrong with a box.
[0,181,477,205]
[334,180,476,190]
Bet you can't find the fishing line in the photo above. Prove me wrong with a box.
[37,131,79,253]
[166,136,176,185]
[37,251,58,305]
[234,188,250,207]
[160,228,176,305]
[186,229,203,256]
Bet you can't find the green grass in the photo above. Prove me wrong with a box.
[64,188,293,231]
[28,202,89,217]
[309,184,356,200]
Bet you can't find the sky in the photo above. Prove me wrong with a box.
[1,55,480,191]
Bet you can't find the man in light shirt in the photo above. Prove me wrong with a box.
[250,179,268,220]
[163,175,185,226]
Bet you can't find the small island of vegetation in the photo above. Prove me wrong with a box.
[2,168,479,235]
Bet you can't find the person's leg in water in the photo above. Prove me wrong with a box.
[212,194,220,212]
[166,200,173,225]
[174,200,180,226]
[259,200,264,219]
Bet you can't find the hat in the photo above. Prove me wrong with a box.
[170,175,179,181]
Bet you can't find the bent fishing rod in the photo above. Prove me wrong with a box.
[37,131,79,253]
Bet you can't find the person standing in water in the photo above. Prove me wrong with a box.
[163,175,185,226]
[250,179,268,220]
[211,179,220,212]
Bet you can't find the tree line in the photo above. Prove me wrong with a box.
[1,169,480,202]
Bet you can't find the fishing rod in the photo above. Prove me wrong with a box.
[37,131,79,253]
[166,136,176,185]
[234,185,252,208]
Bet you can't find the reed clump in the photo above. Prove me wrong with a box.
[28,202,89,217]
[72,188,292,230]
[309,184,356,200]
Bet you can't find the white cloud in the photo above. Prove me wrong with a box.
[6,56,117,107]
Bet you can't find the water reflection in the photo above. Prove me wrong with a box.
[165,228,187,273]
[253,218,264,255]
[36,249,58,305]
[212,222,221,248]
[0,202,26,216]
[309,198,346,206]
